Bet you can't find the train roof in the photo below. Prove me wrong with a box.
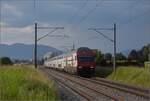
[45,47,91,61]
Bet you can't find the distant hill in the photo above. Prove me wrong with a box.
[0,43,62,60]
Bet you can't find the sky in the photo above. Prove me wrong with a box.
[0,0,150,53]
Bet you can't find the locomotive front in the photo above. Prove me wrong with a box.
[76,47,96,77]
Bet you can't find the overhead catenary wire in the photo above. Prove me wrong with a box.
[34,0,38,23]
[37,29,57,41]
[69,0,105,48]
[112,0,150,29]
[92,29,114,43]
[69,0,89,24]
[73,0,105,28]
[120,9,150,27]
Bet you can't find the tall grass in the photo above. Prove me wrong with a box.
[108,66,150,88]
[0,65,59,101]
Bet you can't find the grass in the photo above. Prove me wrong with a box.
[95,66,113,78]
[0,65,59,101]
[108,66,150,88]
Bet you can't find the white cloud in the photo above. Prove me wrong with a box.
[2,25,33,35]
[2,3,23,18]
[1,25,34,44]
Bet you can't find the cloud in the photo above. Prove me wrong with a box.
[2,3,23,18]
[1,0,150,52]
[2,25,33,35]
[1,25,34,45]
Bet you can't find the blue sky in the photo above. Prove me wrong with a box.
[0,0,150,53]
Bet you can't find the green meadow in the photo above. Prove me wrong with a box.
[108,66,150,88]
[0,65,59,101]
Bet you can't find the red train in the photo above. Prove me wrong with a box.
[44,47,96,77]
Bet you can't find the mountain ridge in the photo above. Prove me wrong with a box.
[0,43,62,60]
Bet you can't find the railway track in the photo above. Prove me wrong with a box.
[40,68,94,101]
[92,77,150,98]
[40,67,150,101]
[40,68,118,101]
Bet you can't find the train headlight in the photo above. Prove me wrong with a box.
[90,67,94,68]
[78,66,82,68]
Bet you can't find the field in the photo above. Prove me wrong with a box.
[108,66,150,88]
[0,65,59,101]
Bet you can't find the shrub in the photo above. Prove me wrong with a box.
[0,57,13,65]
[95,67,113,78]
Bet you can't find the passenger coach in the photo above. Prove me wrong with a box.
[44,47,96,77]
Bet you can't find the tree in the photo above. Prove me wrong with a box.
[104,53,112,61]
[116,53,126,60]
[142,46,149,61]
[128,50,138,61]
[95,50,103,65]
[0,57,13,65]
[138,45,149,63]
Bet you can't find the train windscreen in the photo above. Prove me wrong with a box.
[78,56,95,62]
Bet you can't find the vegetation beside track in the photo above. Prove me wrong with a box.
[108,66,150,88]
[0,65,59,101]
[95,67,113,78]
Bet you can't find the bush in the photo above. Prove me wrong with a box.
[100,59,107,66]
[0,57,13,65]
[95,67,113,78]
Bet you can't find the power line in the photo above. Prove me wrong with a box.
[93,29,114,42]
[69,0,89,24]
[69,0,104,46]
[88,23,117,73]
[67,0,89,46]
[37,29,57,41]
[34,23,65,68]
[74,0,104,27]
[119,9,150,29]
[77,36,98,46]
[111,0,150,29]
[33,0,37,22]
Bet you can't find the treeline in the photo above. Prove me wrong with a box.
[0,57,13,65]
[95,44,150,67]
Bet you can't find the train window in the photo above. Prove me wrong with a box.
[58,64,61,67]
[78,56,95,62]
[75,56,77,60]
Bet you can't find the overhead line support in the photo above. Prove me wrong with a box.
[88,23,117,73]
[34,23,64,69]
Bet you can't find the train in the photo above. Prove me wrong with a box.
[44,47,96,77]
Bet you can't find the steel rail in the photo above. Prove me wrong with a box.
[50,68,150,99]
[46,69,120,101]
[40,68,93,101]
[93,77,150,95]
[80,77,150,99]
